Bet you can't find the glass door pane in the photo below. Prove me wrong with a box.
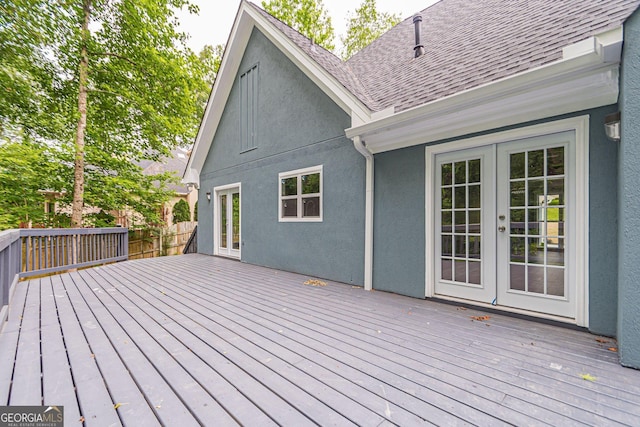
[507,146,565,297]
[439,158,482,286]
[220,194,227,249]
[232,192,240,250]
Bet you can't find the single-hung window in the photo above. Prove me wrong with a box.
[279,165,322,222]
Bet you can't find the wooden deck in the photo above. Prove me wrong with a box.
[1,254,639,426]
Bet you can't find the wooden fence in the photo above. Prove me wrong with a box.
[128,221,196,260]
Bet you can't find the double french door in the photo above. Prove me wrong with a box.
[215,185,241,258]
[434,131,576,319]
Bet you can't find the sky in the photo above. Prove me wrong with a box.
[177,0,439,52]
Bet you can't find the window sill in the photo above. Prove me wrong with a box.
[279,217,323,223]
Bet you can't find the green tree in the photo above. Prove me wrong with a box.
[341,0,400,59]
[262,0,335,51]
[0,0,214,227]
[172,199,191,223]
[0,141,59,229]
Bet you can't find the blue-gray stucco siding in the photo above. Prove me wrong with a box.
[372,107,621,336]
[198,28,366,285]
[618,8,640,369]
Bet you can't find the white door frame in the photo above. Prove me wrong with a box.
[425,116,589,326]
[213,182,241,259]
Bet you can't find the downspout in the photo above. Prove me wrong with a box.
[352,136,374,291]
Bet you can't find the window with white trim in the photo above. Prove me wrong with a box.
[279,165,322,222]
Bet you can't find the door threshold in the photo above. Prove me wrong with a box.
[431,294,585,330]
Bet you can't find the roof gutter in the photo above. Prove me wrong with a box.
[352,136,374,291]
[346,26,624,154]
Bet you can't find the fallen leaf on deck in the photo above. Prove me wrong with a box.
[90,354,95,359]
[471,315,491,321]
[304,279,327,287]
[608,347,618,352]
[580,373,596,382]
[595,338,609,343]
[79,416,85,422]
[114,403,122,409]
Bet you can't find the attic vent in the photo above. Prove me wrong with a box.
[413,14,425,58]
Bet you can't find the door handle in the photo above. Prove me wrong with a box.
[498,226,506,232]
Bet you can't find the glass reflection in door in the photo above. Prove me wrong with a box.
[508,146,565,297]
[220,194,227,249]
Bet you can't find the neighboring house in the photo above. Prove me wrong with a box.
[184,0,640,369]
[118,147,197,228]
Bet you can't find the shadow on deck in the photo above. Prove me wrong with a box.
[0,254,639,426]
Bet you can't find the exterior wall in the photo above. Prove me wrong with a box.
[372,107,619,333]
[586,105,620,336]
[198,28,366,285]
[373,146,426,298]
[618,10,640,369]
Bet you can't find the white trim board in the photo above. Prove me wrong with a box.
[425,116,590,326]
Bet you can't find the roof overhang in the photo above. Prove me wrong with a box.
[183,1,371,187]
[346,26,624,154]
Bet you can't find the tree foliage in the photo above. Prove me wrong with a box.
[172,199,191,223]
[341,0,400,59]
[0,140,61,229]
[0,0,219,227]
[262,0,335,51]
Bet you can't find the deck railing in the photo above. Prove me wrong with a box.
[0,228,128,320]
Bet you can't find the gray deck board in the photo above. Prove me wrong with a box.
[40,276,82,423]
[125,263,510,425]
[0,279,28,405]
[145,264,557,426]
[1,254,640,426]
[104,266,414,426]
[51,273,157,426]
[93,267,357,427]
[53,273,124,426]
[9,278,42,405]
[64,271,200,426]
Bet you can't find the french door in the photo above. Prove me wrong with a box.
[434,131,577,319]
[215,185,241,259]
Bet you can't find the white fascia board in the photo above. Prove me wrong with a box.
[346,27,623,154]
[183,2,371,183]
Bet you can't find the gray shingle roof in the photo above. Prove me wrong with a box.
[249,0,639,114]
[142,148,191,194]
[347,0,640,112]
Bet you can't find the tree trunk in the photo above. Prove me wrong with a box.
[71,0,92,228]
